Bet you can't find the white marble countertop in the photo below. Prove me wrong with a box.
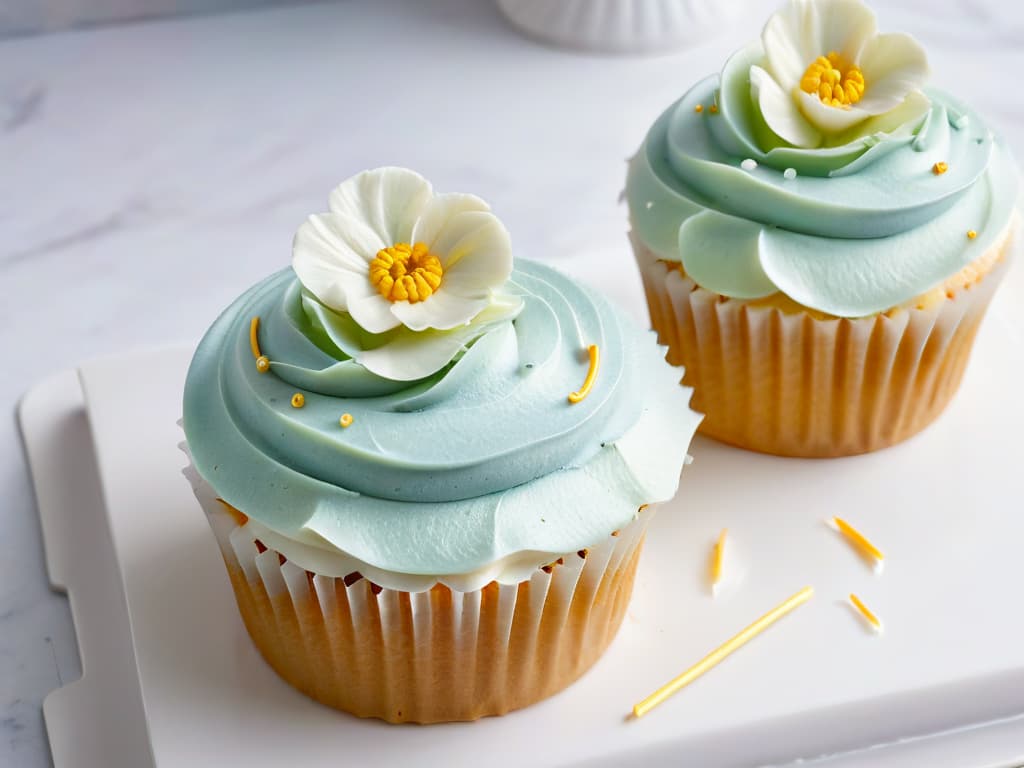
[2,0,1022,764]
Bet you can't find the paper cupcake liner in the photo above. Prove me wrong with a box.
[632,234,1010,457]
[203,497,649,723]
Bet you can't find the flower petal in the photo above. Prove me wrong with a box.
[431,210,513,283]
[817,0,877,62]
[327,167,433,245]
[390,291,489,332]
[762,0,878,88]
[762,0,818,87]
[833,89,930,142]
[292,212,385,312]
[751,65,822,148]
[797,89,870,134]
[411,192,491,248]
[356,295,522,380]
[856,32,929,114]
[347,292,401,334]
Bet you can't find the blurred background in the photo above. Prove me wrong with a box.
[1,0,306,38]
[1,1,1022,766]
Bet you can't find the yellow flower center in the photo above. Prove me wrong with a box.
[799,51,865,109]
[369,242,443,303]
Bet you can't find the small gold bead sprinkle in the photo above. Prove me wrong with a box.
[255,355,270,373]
[339,413,354,428]
[708,104,719,114]
[933,161,949,175]
[290,393,305,408]
[967,229,978,239]
[694,104,704,113]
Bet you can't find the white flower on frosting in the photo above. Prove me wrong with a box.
[750,0,930,148]
[293,167,514,334]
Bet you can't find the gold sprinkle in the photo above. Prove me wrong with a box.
[568,344,600,404]
[710,528,728,594]
[255,355,270,373]
[849,593,883,633]
[932,161,949,175]
[694,104,704,113]
[967,229,978,239]
[708,103,719,114]
[339,413,354,428]
[631,586,814,719]
[290,393,305,408]
[831,517,884,573]
[249,316,262,359]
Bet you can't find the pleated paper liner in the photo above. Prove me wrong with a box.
[632,233,1012,458]
[201,495,649,723]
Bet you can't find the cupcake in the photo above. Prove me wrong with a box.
[182,167,701,723]
[626,0,1019,458]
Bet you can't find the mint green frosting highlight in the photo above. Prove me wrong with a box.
[627,50,1018,318]
[183,260,701,577]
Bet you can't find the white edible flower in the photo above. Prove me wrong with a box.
[750,0,930,148]
[293,167,514,334]
[292,167,521,381]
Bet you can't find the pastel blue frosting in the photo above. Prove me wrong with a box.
[627,43,1018,317]
[183,260,701,577]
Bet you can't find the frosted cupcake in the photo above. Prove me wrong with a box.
[183,167,701,723]
[627,0,1018,457]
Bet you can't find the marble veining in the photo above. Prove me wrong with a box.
[1,0,1021,765]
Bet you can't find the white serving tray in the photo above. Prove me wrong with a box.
[18,259,1024,768]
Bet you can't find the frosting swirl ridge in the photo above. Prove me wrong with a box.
[627,15,1018,318]
[184,260,700,578]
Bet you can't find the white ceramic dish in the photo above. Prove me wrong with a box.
[495,0,745,54]
[17,254,1024,767]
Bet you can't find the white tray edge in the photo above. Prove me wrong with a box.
[18,369,155,768]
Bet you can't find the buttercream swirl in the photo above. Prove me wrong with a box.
[183,260,700,582]
[627,42,1018,317]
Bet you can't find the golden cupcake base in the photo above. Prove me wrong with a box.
[633,233,1013,458]
[206,504,647,723]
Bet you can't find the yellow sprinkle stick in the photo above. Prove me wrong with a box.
[631,586,814,719]
[249,317,262,359]
[250,316,271,373]
[830,517,885,574]
[849,593,883,634]
[568,345,600,404]
[710,528,728,596]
